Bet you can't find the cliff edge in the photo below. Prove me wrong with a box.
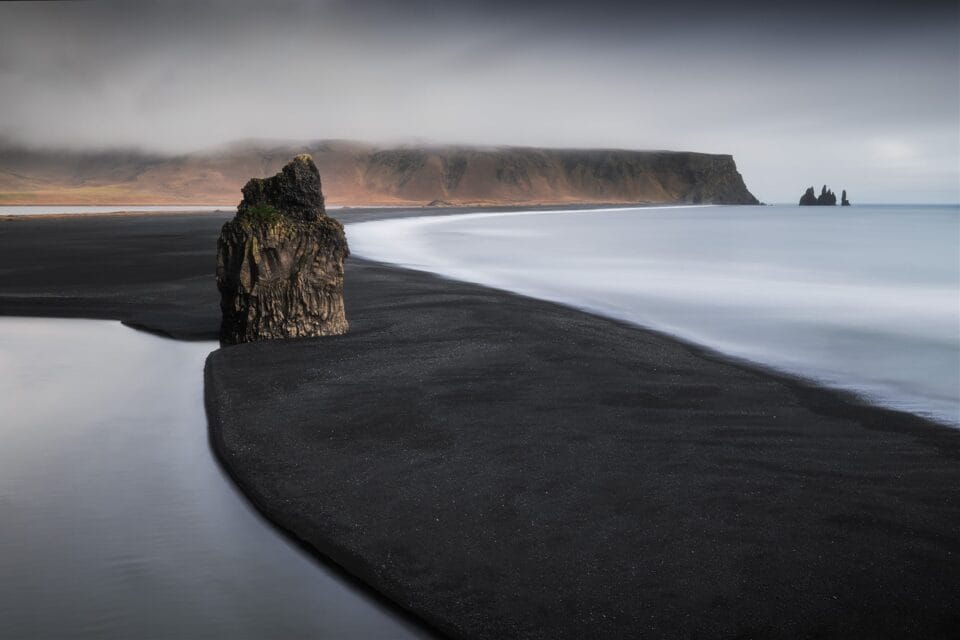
[0,141,760,206]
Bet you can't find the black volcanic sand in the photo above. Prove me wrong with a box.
[4,212,960,639]
[0,207,481,338]
[206,262,960,640]
[0,212,228,338]
[0,204,651,338]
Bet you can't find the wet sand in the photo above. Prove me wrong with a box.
[2,211,959,639]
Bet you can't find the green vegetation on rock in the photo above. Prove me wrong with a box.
[217,154,348,344]
[241,203,283,226]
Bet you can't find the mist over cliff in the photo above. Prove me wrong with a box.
[0,141,759,206]
[2,1,956,203]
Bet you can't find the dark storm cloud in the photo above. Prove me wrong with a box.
[0,0,957,202]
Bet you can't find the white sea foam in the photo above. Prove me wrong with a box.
[348,204,960,425]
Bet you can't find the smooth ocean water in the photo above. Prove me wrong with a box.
[348,204,960,426]
[0,317,428,639]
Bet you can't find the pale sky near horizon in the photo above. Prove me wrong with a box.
[0,0,957,203]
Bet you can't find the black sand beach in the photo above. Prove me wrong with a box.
[0,208,469,338]
[3,212,959,639]
[0,212,228,339]
[0,204,654,338]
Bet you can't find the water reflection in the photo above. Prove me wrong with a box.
[0,317,427,639]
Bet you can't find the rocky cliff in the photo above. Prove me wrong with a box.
[216,155,348,345]
[0,140,759,206]
[350,145,758,205]
[799,185,845,206]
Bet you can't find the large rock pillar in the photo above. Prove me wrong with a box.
[216,154,349,344]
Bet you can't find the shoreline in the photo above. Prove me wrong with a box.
[346,206,959,428]
[2,211,959,638]
[206,258,960,639]
[0,316,430,639]
[0,201,712,221]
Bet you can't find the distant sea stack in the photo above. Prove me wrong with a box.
[0,141,760,206]
[216,155,349,345]
[799,185,847,206]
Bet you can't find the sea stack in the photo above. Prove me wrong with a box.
[799,184,839,206]
[816,185,837,205]
[216,154,349,345]
[841,189,851,206]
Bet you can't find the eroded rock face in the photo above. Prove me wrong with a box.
[217,155,349,344]
[799,187,818,206]
[816,185,838,206]
[799,184,844,206]
[238,154,326,222]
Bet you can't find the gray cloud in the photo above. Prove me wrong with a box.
[0,0,957,202]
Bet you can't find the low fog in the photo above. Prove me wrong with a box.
[0,0,957,202]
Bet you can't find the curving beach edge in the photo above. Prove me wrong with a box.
[2,211,959,639]
[203,256,960,640]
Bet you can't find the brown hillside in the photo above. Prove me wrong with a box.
[0,140,759,206]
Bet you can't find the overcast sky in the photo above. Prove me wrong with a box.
[0,0,957,202]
